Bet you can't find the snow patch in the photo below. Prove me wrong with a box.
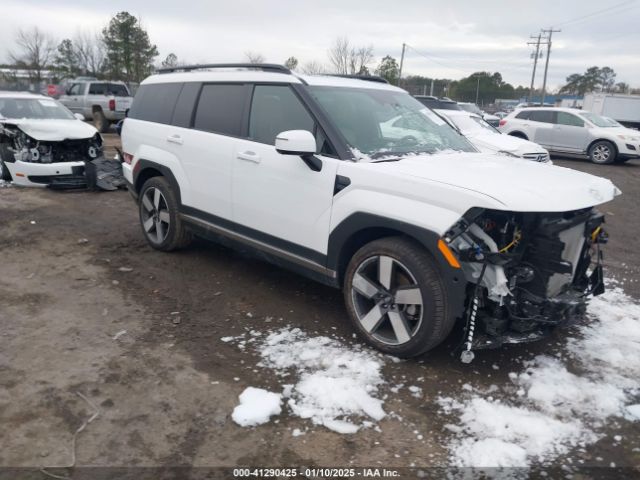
[234,327,386,433]
[231,387,281,427]
[439,287,640,467]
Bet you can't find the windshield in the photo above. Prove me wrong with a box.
[308,87,476,160]
[0,97,75,120]
[449,114,498,134]
[458,103,483,115]
[603,116,623,127]
[579,111,616,128]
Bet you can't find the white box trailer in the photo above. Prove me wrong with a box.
[583,93,640,129]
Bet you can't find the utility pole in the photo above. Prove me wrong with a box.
[475,76,480,105]
[429,79,434,96]
[540,28,561,106]
[527,32,543,104]
[398,43,406,87]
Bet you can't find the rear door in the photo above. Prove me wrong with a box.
[231,84,339,258]
[527,110,556,147]
[552,111,589,152]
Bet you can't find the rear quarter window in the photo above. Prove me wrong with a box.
[515,110,531,120]
[128,83,183,125]
[528,110,555,123]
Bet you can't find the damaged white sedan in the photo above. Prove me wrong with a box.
[0,91,104,188]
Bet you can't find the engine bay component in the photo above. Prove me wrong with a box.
[445,207,607,352]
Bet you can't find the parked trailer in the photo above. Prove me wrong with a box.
[583,93,640,129]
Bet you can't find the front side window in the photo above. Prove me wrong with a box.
[0,97,75,120]
[308,86,475,160]
[557,112,584,127]
[249,85,315,145]
[68,83,83,96]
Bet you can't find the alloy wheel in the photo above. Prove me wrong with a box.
[592,144,611,163]
[350,255,424,345]
[141,187,171,244]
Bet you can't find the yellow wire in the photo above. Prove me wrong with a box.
[499,230,521,253]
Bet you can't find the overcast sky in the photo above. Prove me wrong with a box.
[2,0,639,90]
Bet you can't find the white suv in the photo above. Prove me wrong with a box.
[121,64,620,359]
[498,107,640,164]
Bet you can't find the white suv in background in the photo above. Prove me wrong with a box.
[498,107,640,164]
[121,63,619,359]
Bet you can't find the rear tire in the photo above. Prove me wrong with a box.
[139,177,192,251]
[588,140,616,164]
[0,144,13,181]
[343,237,452,358]
[93,110,109,133]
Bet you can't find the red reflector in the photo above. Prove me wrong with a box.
[499,119,507,127]
[108,99,116,111]
[123,152,134,164]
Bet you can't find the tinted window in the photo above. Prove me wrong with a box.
[194,84,247,136]
[529,110,555,123]
[89,83,106,95]
[106,83,129,96]
[557,112,584,127]
[128,83,183,124]
[171,82,200,128]
[249,85,314,145]
[515,110,531,119]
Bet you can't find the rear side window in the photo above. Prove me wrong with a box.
[128,83,183,125]
[249,85,314,145]
[89,83,106,95]
[515,110,531,120]
[106,83,129,97]
[193,84,247,136]
[528,110,555,123]
[171,82,200,128]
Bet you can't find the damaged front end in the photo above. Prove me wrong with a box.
[0,123,123,190]
[443,207,607,357]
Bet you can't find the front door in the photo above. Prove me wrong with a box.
[232,84,339,260]
[552,111,589,153]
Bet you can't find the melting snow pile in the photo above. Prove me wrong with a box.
[439,286,640,467]
[232,387,282,426]
[230,327,387,433]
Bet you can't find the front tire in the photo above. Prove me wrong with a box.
[0,144,14,181]
[343,237,452,358]
[589,140,616,164]
[139,177,192,251]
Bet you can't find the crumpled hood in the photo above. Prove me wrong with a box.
[357,152,621,212]
[3,119,98,141]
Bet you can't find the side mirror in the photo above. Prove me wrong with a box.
[74,113,85,121]
[275,130,321,171]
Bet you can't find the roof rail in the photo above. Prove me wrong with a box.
[157,63,291,74]
[327,74,389,84]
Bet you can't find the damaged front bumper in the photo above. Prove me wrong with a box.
[444,207,608,351]
[5,159,87,188]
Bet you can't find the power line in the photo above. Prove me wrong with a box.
[554,0,637,27]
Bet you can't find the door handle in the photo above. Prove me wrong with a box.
[237,151,261,163]
[166,134,183,145]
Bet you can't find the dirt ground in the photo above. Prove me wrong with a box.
[1,134,639,478]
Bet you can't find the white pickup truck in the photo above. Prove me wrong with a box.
[58,80,133,133]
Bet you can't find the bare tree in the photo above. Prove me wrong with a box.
[74,30,106,77]
[245,51,265,64]
[301,61,327,75]
[327,37,374,75]
[9,27,56,84]
[328,37,350,74]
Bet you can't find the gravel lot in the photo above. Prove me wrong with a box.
[1,134,638,477]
